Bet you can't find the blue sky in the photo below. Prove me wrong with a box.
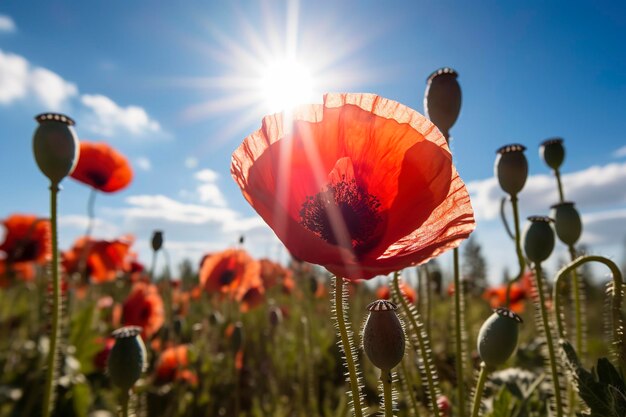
[1,1,625,283]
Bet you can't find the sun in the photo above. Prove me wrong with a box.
[258,58,315,113]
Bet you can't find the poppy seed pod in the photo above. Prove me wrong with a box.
[424,68,462,140]
[477,308,523,368]
[362,300,405,370]
[550,202,582,246]
[540,138,565,171]
[107,326,147,391]
[32,113,79,185]
[495,144,528,196]
[151,230,164,252]
[523,216,555,264]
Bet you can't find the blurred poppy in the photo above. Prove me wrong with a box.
[240,286,265,312]
[232,93,475,280]
[199,248,262,302]
[70,141,133,193]
[122,282,165,339]
[155,345,197,385]
[483,284,527,313]
[0,214,51,264]
[259,258,295,293]
[0,259,35,287]
[62,235,135,283]
[376,281,417,304]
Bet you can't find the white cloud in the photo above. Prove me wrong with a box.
[194,169,227,207]
[0,50,77,109]
[58,215,120,239]
[581,209,626,246]
[468,161,626,220]
[0,15,16,33]
[0,50,28,104]
[80,94,162,138]
[30,67,78,109]
[614,146,626,158]
[136,157,151,171]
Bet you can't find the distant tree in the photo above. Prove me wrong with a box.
[462,235,488,294]
[178,258,197,289]
[501,267,510,286]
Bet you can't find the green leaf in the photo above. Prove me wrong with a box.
[72,383,92,417]
[597,358,626,393]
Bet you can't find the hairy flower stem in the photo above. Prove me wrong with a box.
[470,362,490,417]
[120,390,130,417]
[453,248,466,416]
[400,359,420,417]
[506,196,526,306]
[533,263,563,417]
[567,246,584,358]
[552,255,624,370]
[333,276,364,417]
[392,273,441,417]
[381,370,394,417]
[43,184,61,417]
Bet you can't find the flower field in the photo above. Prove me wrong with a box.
[1,69,625,417]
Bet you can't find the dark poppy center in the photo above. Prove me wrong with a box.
[219,269,236,286]
[11,241,39,262]
[299,178,381,253]
[85,169,110,187]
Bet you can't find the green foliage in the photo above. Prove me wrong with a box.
[560,340,626,417]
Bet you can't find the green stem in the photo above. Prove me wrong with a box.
[470,362,489,417]
[333,276,364,417]
[400,358,420,417]
[393,273,440,417]
[568,246,584,358]
[534,263,563,417]
[120,389,130,417]
[552,255,624,370]
[150,249,158,281]
[381,370,393,417]
[505,196,526,306]
[43,183,61,417]
[424,266,432,338]
[453,247,466,416]
[554,169,565,203]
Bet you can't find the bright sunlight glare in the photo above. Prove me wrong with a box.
[259,59,315,113]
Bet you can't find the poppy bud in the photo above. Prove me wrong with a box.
[495,144,528,196]
[550,202,582,246]
[107,326,147,391]
[32,113,79,185]
[424,68,462,140]
[540,138,565,171]
[209,311,223,326]
[477,308,522,368]
[362,300,405,370]
[523,216,555,264]
[151,230,164,252]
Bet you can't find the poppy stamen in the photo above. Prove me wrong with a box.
[299,177,381,252]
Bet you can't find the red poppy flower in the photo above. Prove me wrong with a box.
[62,235,134,283]
[199,248,262,301]
[259,258,295,293]
[155,345,196,384]
[0,259,36,287]
[483,283,527,313]
[0,214,51,264]
[70,141,133,193]
[376,281,417,304]
[122,282,165,339]
[231,93,475,280]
